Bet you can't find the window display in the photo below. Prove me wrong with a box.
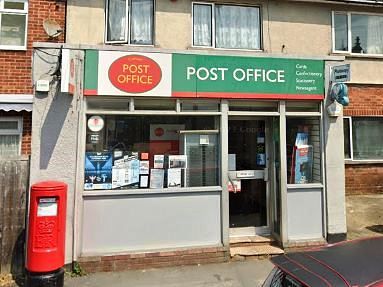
[84,115,219,190]
[286,117,321,184]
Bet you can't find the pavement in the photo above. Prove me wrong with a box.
[3,194,381,287]
[64,259,274,287]
[62,194,383,287]
[346,194,383,240]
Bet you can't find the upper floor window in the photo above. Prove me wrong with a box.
[105,0,154,45]
[0,117,22,156]
[192,3,261,50]
[0,0,28,50]
[333,12,383,55]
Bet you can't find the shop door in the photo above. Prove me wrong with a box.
[228,118,270,236]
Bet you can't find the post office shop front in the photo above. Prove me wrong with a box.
[31,47,347,269]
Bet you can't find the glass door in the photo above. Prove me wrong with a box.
[228,117,270,236]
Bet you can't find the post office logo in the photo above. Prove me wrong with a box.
[108,55,162,93]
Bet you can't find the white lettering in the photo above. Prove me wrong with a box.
[187,67,196,80]
[233,68,246,81]
[197,67,210,80]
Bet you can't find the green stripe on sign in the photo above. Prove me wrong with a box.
[84,50,99,94]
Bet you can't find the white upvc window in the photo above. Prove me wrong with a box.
[344,117,383,161]
[0,0,28,50]
[0,117,22,156]
[192,2,261,50]
[105,0,154,45]
[332,11,383,55]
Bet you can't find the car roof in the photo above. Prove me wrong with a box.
[271,236,383,287]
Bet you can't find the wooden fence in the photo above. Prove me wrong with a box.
[0,156,30,275]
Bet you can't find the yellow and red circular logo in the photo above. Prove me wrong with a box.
[108,55,162,93]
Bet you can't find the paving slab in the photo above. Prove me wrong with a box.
[346,194,383,240]
[64,259,274,287]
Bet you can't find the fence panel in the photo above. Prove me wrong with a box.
[0,157,29,275]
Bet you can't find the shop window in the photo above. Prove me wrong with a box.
[105,0,154,45]
[193,3,261,50]
[286,117,321,184]
[134,98,176,111]
[229,101,278,112]
[181,100,220,112]
[87,97,130,111]
[286,101,320,113]
[344,117,383,160]
[0,117,22,156]
[0,0,28,50]
[84,115,220,190]
[333,12,383,55]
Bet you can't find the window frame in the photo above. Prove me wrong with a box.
[332,11,383,56]
[83,97,223,194]
[0,0,28,51]
[0,116,23,156]
[191,2,262,51]
[344,116,383,162]
[343,116,353,160]
[104,0,155,46]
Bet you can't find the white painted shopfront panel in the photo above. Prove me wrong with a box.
[81,191,222,254]
[286,187,324,240]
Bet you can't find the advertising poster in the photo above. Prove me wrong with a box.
[153,155,165,169]
[124,153,140,187]
[168,155,187,169]
[140,175,149,188]
[167,168,182,188]
[112,165,126,189]
[150,169,164,189]
[140,161,150,175]
[84,152,113,190]
[294,145,313,184]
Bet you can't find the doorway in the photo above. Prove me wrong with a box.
[228,118,270,236]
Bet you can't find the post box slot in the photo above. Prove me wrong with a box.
[37,198,58,217]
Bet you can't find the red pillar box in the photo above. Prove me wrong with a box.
[26,181,67,277]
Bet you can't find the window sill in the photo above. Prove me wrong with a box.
[0,46,27,51]
[330,52,383,60]
[345,160,383,165]
[287,183,323,189]
[104,43,155,48]
[83,186,223,197]
[188,46,264,54]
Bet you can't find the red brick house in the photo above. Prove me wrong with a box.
[0,0,65,156]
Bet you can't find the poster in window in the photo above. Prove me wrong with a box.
[140,175,149,188]
[150,169,164,189]
[294,145,313,184]
[112,165,126,189]
[139,160,150,175]
[167,168,182,188]
[84,152,113,190]
[153,155,165,169]
[123,152,140,187]
[168,155,187,169]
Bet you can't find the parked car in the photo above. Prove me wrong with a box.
[263,236,383,287]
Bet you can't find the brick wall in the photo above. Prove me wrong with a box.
[78,247,229,273]
[0,111,31,155]
[0,0,65,94]
[343,85,383,117]
[345,165,383,195]
[344,85,383,195]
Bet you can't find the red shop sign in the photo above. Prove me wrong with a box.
[108,55,162,93]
